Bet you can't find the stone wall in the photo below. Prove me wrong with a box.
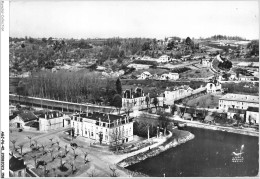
[117,132,194,168]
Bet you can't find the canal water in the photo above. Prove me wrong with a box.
[126,127,259,177]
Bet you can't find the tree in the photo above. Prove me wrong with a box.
[110,127,122,153]
[145,96,150,108]
[115,78,122,95]
[42,38,47,43]
[171,104,178,115]
[10,139,16,151]
[153,97,159,111]
[185,37,192,45]
[109,165,119,177]
[18,144,24,155]
[157,112,170,136]
[112,94,122,114]
[98,132,103,145]
[27,136,33,147]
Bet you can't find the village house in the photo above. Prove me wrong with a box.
[160,73,179,81]
[201,58,212,67]
[122,87,146,108]
[157,55,170,63]
[164,85,194,105]
[219,93,259,112]
[139,71,152,79]
[227,108,246,121]
[71,112,134,145]
[205,81,222,93]
[237,75,254,82]
[228,72,238,81]
[127,63,152,70]
[9,156,27,177]
[245,107,259,124]
[10,110,38,130]
[37,110,71,132]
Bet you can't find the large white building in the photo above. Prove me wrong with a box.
[164,86,194,105]
[219,93,259,112]
[71,112,134,145]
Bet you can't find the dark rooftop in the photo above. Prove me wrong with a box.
[9,156,26,171]
[19,111,38,122]
[75,112,130,123]
[247,107,259,112]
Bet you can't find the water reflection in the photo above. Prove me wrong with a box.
[126,127,259,177]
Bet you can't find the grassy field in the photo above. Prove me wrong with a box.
[186,94,222,108]
[180,68,214,79]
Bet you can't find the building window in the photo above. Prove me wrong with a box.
[91,132,93,136]
[85,131,87,135]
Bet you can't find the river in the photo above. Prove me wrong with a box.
[126,127,259,177]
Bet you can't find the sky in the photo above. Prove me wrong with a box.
[10,1,259,40]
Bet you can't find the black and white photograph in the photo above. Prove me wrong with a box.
[1,0,259,177]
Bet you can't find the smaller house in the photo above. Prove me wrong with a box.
[127,64,152,70]
[202,58,211,67]
[96,66,106,71]
[9,156,27,177]
[227,108,246,120]
[245,107,259,124]
[157,55,170,63]
[140,71,152,79]
[160,73,179,81]
[238,75,254,82]
[229,72,238,81]
[206,82,222,93]
[10,111,38,129]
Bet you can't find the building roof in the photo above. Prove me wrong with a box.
[247,107,259,112]
[142,71,151,75]
[18,111,38,122]
[9,156,26,171]
[74,112,132,123]
[204,115,214,122]
[228,108,246,114]
[34,110,62,119]
[219,93,259,103]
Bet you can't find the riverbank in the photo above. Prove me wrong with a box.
[117,130,194,168]
[186,122,259,137]
[140,112,259,137]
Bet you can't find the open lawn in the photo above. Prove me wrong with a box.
[186,94,222,108]
[180,68,214,79]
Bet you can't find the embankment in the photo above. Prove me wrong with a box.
[117,131,194,168]
[187,122,259,137]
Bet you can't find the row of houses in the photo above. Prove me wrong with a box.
[138,71,179,81]
[219,93,259,124]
